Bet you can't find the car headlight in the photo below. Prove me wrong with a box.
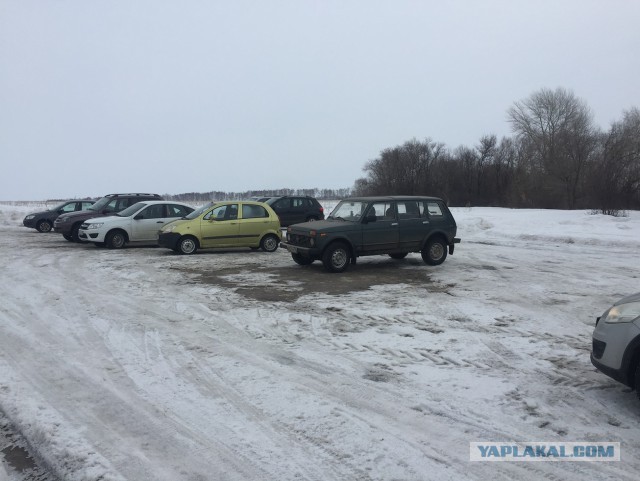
[604,302,640,324]
[162,224,176,233]
[57,216,68,223]
[25,215,35,220]
[87,223,103,229]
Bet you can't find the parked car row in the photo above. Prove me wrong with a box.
[23,193,461,274]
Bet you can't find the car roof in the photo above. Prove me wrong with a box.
[132,200,192,206]
[339,196,444,202]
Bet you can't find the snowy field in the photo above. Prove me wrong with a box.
[1,201,639,481]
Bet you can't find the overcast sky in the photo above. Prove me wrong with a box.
[1,0,639,201]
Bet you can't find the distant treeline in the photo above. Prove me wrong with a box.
[167,187,352,203]
[354,87,640,214]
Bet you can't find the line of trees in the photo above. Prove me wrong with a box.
[354,88,640,213]
[169,187,353,202]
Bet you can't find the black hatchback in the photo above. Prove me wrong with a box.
[23,200,95,232]
[265,196,325,227]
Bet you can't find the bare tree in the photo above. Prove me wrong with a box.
[507,87,598,208]
[592,107,640,213]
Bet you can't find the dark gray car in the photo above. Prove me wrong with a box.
[280,196,460,272]
[23,200,95,232]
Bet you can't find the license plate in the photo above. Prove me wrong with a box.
[286,245,298,254]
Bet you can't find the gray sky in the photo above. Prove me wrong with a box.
[1,0,639,201]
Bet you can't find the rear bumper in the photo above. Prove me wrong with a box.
[449,237,461,254]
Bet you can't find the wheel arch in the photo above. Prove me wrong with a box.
[421,230,449,250]
[107,227,130,243]
[623,335,640,388]
[322,237,355,260]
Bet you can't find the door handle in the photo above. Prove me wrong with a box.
[156,221,165,223]
[391,223,398,226]
[423,221,430,224]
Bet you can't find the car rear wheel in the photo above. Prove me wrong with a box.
[322,242,350,273]
[389,252,408,259]
[421,237,447,265]
[36,220,52,233]
[260,234,279,252]
[106,230,127,249]
[292,253,314,265]
[178,236,198,255]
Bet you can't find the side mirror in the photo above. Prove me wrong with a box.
[364,213,377,223]
[134,214,144,220]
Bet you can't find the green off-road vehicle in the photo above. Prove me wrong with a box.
[280,196,460,273]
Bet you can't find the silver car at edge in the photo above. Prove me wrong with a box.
[591,292,640,397]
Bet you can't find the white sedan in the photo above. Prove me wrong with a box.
[78,200,194,248]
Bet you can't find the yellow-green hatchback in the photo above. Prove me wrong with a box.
[158,201,282,254]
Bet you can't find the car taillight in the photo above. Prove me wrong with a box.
[319,207,324,212]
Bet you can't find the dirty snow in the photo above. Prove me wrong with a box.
[1,202,639,480]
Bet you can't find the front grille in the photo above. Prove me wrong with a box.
[288,234,313,248]
[592,339,606,359]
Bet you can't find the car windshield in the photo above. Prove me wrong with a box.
[329,201,367,221]
[117,202,147,217]
[88,197,111,211]
[185,202,217,220]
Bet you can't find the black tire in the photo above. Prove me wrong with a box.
[322,242,350,273]
[105,230,127,249]
[260,234,279,252]
[63,234,73,241]
[421,237,447,265]
[71,223,83,242]
[292,253,314,265]
[178,236,198,255]
[36,220,52,233]
[389,252,408,260]
[634,359,640,401]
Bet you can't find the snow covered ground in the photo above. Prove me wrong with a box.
[1,202,639,480]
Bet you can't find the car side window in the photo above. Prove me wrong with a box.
[272,198,290,209]
[397,201,422,220]
[81,202,94,209]
[168,204,190,217]
[242,204,268,219]
[368,202,394,221]
[425,201,444,217]
[61,203,77,213]
[206,204,238,221]
[141,204,165,219]
[292,198,305,209]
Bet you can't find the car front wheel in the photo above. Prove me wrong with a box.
[422,237,447,265]
[178,236,198,255]
[260,234,279,252]
[322,242,350,273]
[106,230,127,249]
[36,220,52,233]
